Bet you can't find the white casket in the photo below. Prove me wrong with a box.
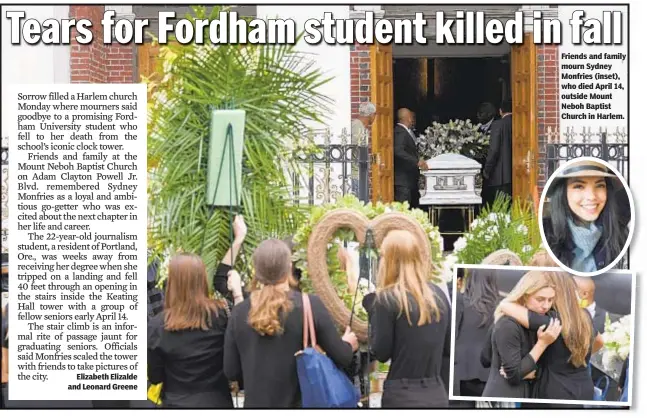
[419,153,482,205]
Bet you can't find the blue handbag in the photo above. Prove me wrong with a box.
[295,294,360,408]
[619,361,629,402]
[584,363,609,409]
[593,375,610,401]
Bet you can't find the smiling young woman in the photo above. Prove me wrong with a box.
[542,160,630,273]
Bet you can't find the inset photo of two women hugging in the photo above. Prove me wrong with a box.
[449,157,635,409]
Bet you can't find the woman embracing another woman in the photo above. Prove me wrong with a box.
[481,271,561,400]
[498,271,604,404]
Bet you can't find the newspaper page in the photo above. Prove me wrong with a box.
[0,1,641,412]
[6,84,148,400]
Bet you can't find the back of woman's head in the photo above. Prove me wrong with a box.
[529,250,559,267]
[164,253,221,331]
[495,270,554,322]
[248,239,294,336]
[282,236,302,289]
[377,230,441,326]
[549,273,593,368]
[464,269,500,327]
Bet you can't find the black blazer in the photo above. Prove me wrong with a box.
[481,316,537,399]
[224,291,354,408]
[483,115,512,187]
[542,217,609,271]
[393,124,420,187]
[148,309,233,408]
[454,293,493,384]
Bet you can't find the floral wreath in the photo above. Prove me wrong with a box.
[292,195,445,324]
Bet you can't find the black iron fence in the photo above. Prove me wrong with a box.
[545,126,629,182]
[290,129,369,206]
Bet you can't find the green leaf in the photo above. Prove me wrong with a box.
[148,6,332,290]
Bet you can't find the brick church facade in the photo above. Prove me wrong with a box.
[67,5,560,191]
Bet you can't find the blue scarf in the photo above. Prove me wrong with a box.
[568,217,602,272]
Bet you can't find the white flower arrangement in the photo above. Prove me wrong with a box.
[452,211,535,264]
[601,314,632,370]
[446,195,542,267]
[440,253,459,283]
[415,119,490,160]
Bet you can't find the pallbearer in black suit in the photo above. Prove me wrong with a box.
[394,108,428,209]
[482,101,513,208]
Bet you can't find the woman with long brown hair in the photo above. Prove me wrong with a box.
[481,270,561,400]
[499,271,604,402]
[147,253,233,408]
[224,239,358,408]
[361,230,451,407]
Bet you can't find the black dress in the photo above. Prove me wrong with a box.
[223,291,354,408]
[148,309,233,408]
[481,316,537,399]
[527,310,595,402]
[454,292,493,396]
[363,283,451,408]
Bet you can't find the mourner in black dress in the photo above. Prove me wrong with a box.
[362,230,451,408]
[542,160,629,273]
[482,270,561,399]
[147,253,233,408]
[223,239,358,408]
[454,269,501,399]
[499,271,604,403]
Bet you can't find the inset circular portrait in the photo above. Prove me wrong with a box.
[538,157,634,277]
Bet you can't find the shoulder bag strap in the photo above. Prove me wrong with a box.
[301,293,317,349]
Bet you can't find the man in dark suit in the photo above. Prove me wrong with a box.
[574,276,609,334]
[394,108,428,208]
[482,100,512,207]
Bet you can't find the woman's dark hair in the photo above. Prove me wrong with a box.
[476,102,497,125]
[464,269,501,327]
[545,177,628,266]
[282,236,302,287]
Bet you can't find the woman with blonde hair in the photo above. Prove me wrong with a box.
[361,229,451,407]
[147,253,233,408]
[481,271,562,399]
[499,271,604,402]
[529,250,559,267]
[224,239,358,408]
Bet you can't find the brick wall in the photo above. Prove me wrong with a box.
[350,43,373,199]
[69,5,136,84]
[536,44,559,192]
[350,43,371,119]
[106,44,136,83]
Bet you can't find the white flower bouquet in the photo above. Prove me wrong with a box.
[601,314,632,370]
[415,119,490,160]
[447,194,541,268]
